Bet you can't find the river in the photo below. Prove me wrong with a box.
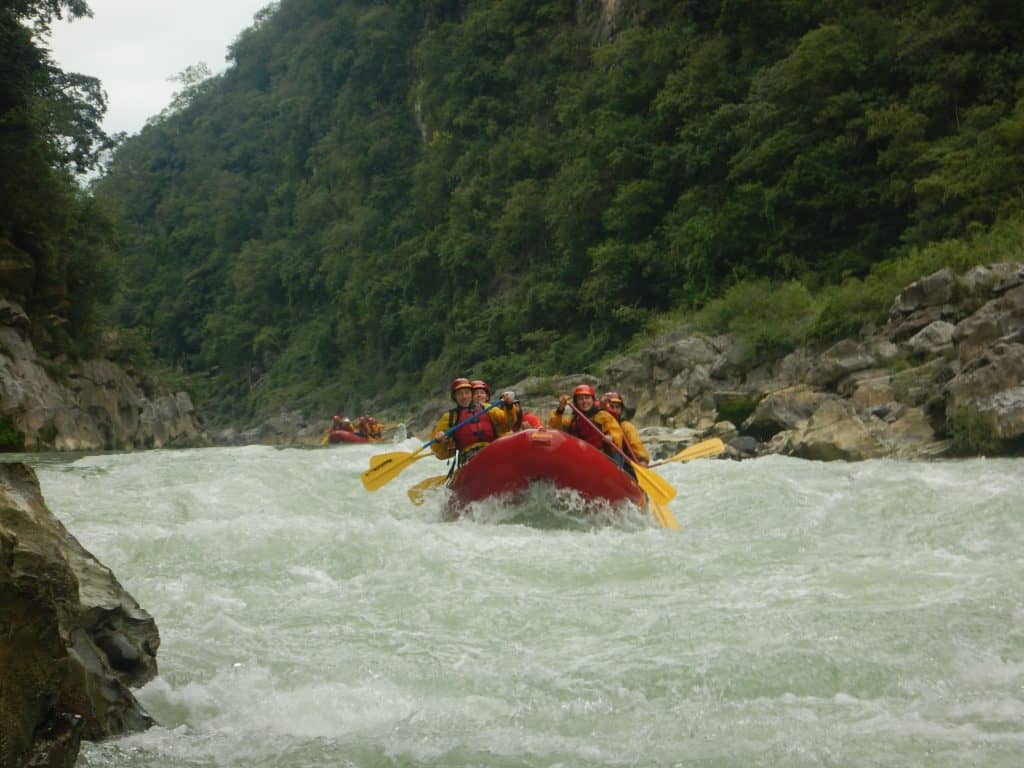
[26,442,1024,767]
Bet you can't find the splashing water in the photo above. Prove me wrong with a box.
[21,442,1024,767]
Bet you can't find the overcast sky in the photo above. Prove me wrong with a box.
[48,0,272,136]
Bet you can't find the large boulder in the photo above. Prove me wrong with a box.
[867,405,949,458]
[0,526,71,768]
[0,463,158,767]
[634,426,700,461]
[809,338,897,387]
[140,391,203,448]
[745,348,815,392]
[944,342,1024,443]
[891,358,953,407]
[890,267,957,315]
[884,267,960,341]
[742,385,829,441]
[906,320,956,359]
[952,284,1024,364]
[969,386,1024,441]
[957,263,1024,309]
[837,369,895,410]
[785,397,887,461]
[603,334,725,425]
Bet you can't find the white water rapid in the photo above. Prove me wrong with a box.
[22,442,1024,767]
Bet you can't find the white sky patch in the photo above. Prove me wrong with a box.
[47,0,272,136]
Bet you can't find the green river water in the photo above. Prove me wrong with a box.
[25,442,1024,767]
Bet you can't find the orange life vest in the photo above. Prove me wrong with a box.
[448,405,497,451]
[607,412,640,462]
[568,408,607,452]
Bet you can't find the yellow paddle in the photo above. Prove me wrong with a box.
[361,402,502,492]
[567,403,677,507]
[634,462,677,504]
[320,428,331,446]
[408,475,448,505]
[649,438,726,468]
[362,449,427,491]
[648,497,681,532]
[369,452,428,469]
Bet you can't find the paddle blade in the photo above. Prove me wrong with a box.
[369,451,430,470]
[649,497,681,531]
[368,451,419,469]
[408,475,448,506]
[652,437,726,467]
[361,448,425,491]
[633,462,676,505]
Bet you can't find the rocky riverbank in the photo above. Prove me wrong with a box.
[381,263,1021,461]
[1,299,205,452]
[596,262,1024,460]
[0,462,159,767]
[49,262,1021,462]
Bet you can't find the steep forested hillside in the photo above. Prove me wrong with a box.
[96,0,1024,421]
[1,0,115,357]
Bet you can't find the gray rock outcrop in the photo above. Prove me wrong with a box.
[492,263,1024,461]
[1,308,204,451]
[0,462,158,767]
[219,262,1024,462]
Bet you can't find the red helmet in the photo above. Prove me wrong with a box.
[602,391,624,406]
[450,377,473,399]
[470,379,490,395]
[573,384,596,399]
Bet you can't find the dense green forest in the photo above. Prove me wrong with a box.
[93,0,1024,421]
[1,0,115,357]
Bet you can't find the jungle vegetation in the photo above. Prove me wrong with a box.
[12,1,1024,422]
[1,0,116,358]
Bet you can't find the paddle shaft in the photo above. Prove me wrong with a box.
[649,437,726,468]
[362,400,504,491]
[428,399,504,451]
[395,400,505,458]
[567,401,678,511]
[566,401,640,470]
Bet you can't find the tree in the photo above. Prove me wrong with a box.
[92,0,1024,421]
[0,0,116,355]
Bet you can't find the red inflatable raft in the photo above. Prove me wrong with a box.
[446,428,647,511]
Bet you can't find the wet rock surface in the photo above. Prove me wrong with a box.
[0,463,158,768]
[0,315,204,451]
[499,264,1024,461]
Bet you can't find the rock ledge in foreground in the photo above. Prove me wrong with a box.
[0,462,158,768]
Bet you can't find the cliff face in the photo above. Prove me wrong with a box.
[0,298,204,452]
[0,462,159,768]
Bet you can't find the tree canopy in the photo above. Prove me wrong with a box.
[95,0,1024,420]
[0,0,115,356]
